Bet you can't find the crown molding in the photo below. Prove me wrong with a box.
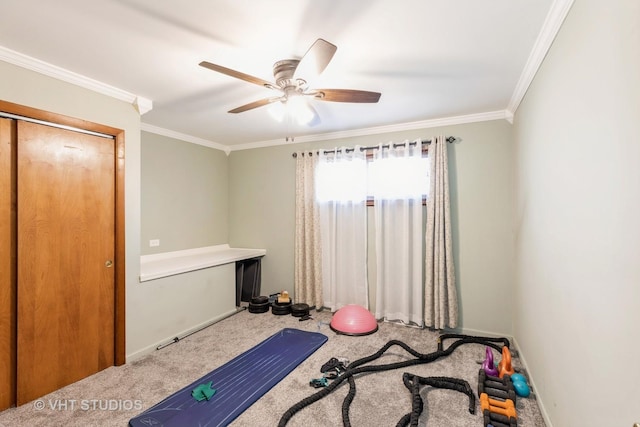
[143,110,510,153]
[141,123,230,155]
[228,110,511,152]
[506,0,575,117]
[2,0,568,152]
[0,45,153,115]
[1,40,511,153]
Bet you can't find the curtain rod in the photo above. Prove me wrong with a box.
[291,136,456,157]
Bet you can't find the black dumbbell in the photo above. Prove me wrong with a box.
[483,409,517,427]
[479,382,517,401]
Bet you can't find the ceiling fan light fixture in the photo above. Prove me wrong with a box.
[268,96,314,125]
[267,101,286,122]
[287,96,315,125]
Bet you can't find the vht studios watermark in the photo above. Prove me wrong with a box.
[33,398,143,411]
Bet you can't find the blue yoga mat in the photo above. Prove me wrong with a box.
[129,328,328,427]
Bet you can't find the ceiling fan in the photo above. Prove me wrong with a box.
[199,39,381,125]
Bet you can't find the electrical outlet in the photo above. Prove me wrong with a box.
[149,239,160,247]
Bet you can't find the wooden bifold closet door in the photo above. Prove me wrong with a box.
[0,118,17,410]
[16,120,116,404]
[0,111,123,408]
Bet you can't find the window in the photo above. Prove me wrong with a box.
[368,154,429,200]
[315,147,429,204]
[315,154,368,203]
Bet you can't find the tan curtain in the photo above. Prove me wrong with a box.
[424,136,458,329]
[294,151,323,308]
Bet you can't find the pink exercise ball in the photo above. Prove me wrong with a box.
[330,304,378,336]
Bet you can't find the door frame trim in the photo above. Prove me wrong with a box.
[0,99,126,365]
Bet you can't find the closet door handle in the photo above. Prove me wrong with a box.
[105,260,113,268]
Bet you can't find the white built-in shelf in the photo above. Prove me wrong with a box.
[139,244,266,282]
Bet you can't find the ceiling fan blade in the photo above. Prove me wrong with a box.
[199,61,275,88]
[228,97,280,113]
[312,89,381,103]
[293,39,337,81]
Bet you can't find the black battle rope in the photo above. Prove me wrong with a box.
[396,374,475,427]
[278,334,510,427]
[341,376,357,427]
[437,333,510,352]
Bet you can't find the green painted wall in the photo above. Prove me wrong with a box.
[512,0,640,425]
[228,119,515,336]
[141,131,228,254]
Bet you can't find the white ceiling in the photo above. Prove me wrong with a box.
[0,0,564,149]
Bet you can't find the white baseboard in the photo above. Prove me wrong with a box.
[445,327,553,426]
[511,336,553,427]
[125,308,243,362]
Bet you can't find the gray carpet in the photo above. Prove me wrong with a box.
[0,309,547,426]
